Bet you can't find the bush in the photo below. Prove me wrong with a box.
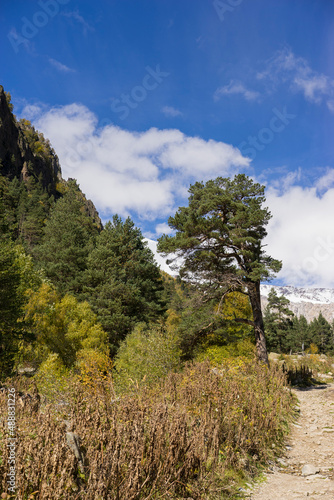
[195,338,256,366]
[114,322,182,391]
[34,353,72,406]
[75,348,114,399]
[279,352,334,380]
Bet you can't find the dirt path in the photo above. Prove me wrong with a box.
[247,383,334,500]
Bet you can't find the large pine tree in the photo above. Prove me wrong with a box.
[82,215,166,355]
[157,174,282,365]
[34,181,99,296]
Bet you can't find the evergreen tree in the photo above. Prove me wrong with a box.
[308,313,333,353]
[0,172,11,239]
[83,215,166,355]
[17,175,54,249]
[157,174,281,364]
[0,168,21,241]
[0,240,22,372]
[263,288,294,353]
[288,315,309,353]
[0,170,54,247]
[34,181,99,296]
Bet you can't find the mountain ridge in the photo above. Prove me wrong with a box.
[260,284,334,305]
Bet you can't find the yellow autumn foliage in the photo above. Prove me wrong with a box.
[21,283,109,370]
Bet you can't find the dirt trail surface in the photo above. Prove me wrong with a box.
[248,383,334,500]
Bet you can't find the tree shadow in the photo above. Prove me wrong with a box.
[282,364,329,390]
[294,384,328,392]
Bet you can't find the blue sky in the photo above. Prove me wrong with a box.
[1,0,334,287]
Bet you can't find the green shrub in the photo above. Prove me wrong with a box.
[195,338,256,366]
[34,353,72,405]
[114,322,182,390]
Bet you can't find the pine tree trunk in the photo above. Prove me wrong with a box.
[247,281,269,366]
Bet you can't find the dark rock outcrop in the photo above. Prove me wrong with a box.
[0,85,61,195]
[0,84,102,230]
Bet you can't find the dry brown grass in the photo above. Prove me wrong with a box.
[0,359,295,499]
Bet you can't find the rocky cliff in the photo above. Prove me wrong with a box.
[0,84,102,230]
[0,85,61,195]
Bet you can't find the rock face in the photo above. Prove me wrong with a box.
[0,85,102,230]
[0,85,61,195]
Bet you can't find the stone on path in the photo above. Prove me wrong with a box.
[301,464,320,476]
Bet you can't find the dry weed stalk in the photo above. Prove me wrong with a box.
[0,360,295,499]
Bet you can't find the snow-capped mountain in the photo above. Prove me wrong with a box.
[260,285,334,323]
[146,238,334,322]
[145,238,180,276]
[260,285,334,305]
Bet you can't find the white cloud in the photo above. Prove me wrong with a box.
[49,58,75,73]
[315,168,334,192]
[155,223,173,236]
[269,168,302,192]
[294,74,330,104]
[32,103,249,218]
[162,106,183,117]
[265,178,334,287]
[21,104,43,120]
[214,80,260,102]
[258,48,334,105]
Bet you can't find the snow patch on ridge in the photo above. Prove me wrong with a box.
[260,285,334,305]
[144,238,179,276]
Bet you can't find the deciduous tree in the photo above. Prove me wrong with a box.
[23,283,108,368]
